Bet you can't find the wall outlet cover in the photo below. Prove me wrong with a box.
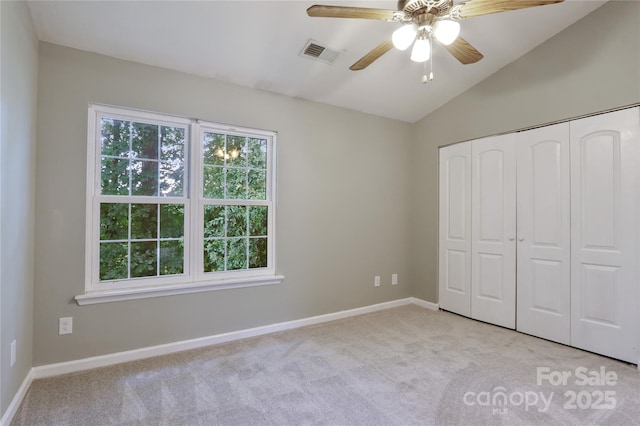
[59,317,73,335]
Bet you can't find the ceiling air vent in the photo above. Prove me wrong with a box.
[299,40,343,65]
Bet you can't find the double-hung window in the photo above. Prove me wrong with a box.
[79,105,280,304]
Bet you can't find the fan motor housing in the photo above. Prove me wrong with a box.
[397,0,451,15]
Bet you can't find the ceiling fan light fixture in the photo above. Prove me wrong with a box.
[410,37,431,63]
[433,19,460,45]
[391,23,418,51]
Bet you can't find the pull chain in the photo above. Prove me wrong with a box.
[422,61,428,84]
[429,36,434,81]
[421,36,435,84]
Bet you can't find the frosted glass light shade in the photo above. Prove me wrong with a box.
[392,24,418,51]
[410,37,431,62]
[434,20,460,45]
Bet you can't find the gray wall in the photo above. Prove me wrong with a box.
[33,43,413,365]
[408,0,640,302]
[0,0,38,415]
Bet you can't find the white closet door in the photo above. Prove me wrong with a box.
[471,134,517,329]
[516,123,571,344]
[439,143,472,317]
[570,107,640,364]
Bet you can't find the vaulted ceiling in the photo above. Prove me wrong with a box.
[27,0,607,122]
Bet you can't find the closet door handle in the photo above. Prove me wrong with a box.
[509,236,515,241]
[518,236,524,242]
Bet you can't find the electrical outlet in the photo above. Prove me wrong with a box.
[392,273,398,285]
[374,276,381,287]
[10,340,16,367]
[59,317,73,335]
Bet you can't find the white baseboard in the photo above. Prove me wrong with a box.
[33,297,435,379]
[410,297,439,311]
[0,368,34,426]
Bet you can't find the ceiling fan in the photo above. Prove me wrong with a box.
[307,0,564,81]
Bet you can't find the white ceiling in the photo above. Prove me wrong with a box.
[27,0,608,123]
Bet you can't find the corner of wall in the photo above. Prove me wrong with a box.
[0,0,38,419]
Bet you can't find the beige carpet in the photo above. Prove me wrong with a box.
[12,305,640,425]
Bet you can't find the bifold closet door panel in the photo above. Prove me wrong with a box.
[439,143,472,317]
[471,134,517,329]
[570,107,640,364]
[516,123,571,345]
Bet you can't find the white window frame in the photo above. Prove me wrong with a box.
[77,104,282,305]
[194,123,277,281]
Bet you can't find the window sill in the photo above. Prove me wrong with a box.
[75,274,285,305]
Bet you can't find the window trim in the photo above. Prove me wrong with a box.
[79,104,282,305]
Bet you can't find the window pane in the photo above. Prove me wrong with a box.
[160,240,184,275]
[226,168,247,199]
[249,206,267,236]
[247,169,266,200]
[161,126,184,162]
[131,160,158,196]
[226,135,247,167]
[226,238,247,270]
[131,122,159,160]
[204,205,225,238]
[227,205,247,237]
[248,138,267,169]
[203,132,226,166]
[100,203,128,240]
[203,165,224,199]
[100,242,128,281]
[159,126,185,197]
[160,161,184,197]
[131,204,158,239]
[249,238,268,269]
[101,157,129,195]
[204,239,225,272]
[160,205,184,239]
[101,119,130,157]
[131,241,157,278]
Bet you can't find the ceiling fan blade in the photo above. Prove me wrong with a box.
[307,5,396,21]
[350,39,394,71]
[443,37,484,64]
[456,0,564,19]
